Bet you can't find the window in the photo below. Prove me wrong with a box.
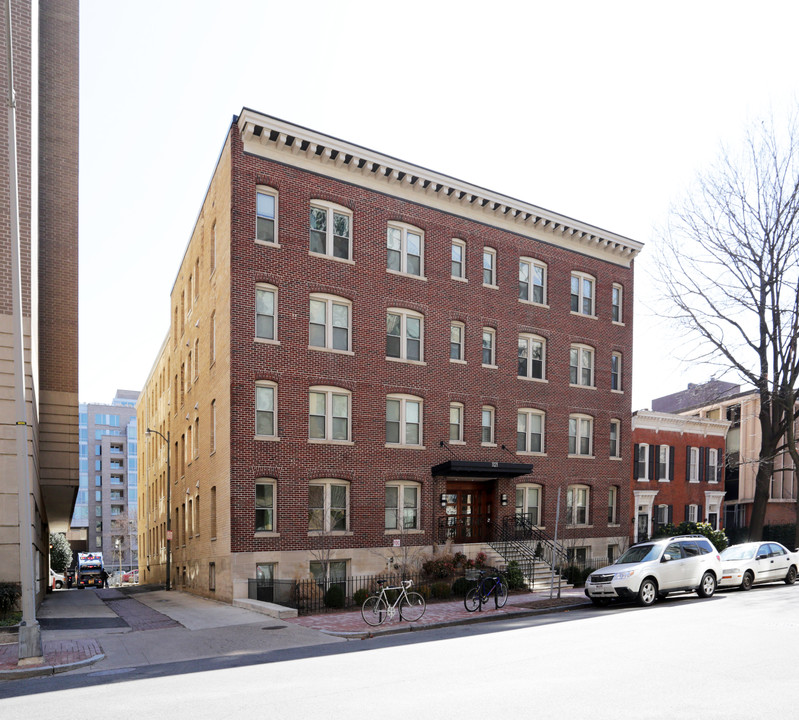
[612,284,623,323]
[481,406,495,445]
[386,395,423,446]
[309,386,351,442]
[255,382,277,438]
[570,344,595,387]
[210,486,217,539]
[194,338,200,380]
[518,334,546,380]
[517,409,545,453]
[636,443,650,480]
[387,222,423,276]
[658,445,671,481]
[519,258,546,304]
[255,481,275,532]
[210,311,216,365]
[570,271,595,316]
[568,414,593,456]
[256,187,277,244]
[308,480,349,532]
[310,201,352,260]
[608,486,618,524]
[566,485,590,525]
[482,328,496,367]
[687,504,699,523]
[194,417,199,459]
[449,402,464,443]
[688,446,699,482]
[210,222,217,272]
[515,484,541,525]
[611,352,622,391]
[610,419,621,458]
[386,309,423,362]
[450,322,465,361]
[310,559,346,584]
[256,284,277,341]
[708,448,719,483]
[482,247,496,286]
[210,400,216,453]
[310,294,351,352]
[385,482,420,530]
[451,239,466,279]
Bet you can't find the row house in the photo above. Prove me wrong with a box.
[137,108,643,602]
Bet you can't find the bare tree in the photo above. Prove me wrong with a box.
[656,112,799,540]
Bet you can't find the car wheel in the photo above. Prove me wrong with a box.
[698,571,716,598]
[741,571,754,591]
[590,597,611,607]
[55,580,63,589]
[785,566,797,585]
[636,578,658,606]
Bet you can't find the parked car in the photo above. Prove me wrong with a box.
[718,542,798,590]
[121,569,139,584]
[49,568,65,590]
[584,535,722,607]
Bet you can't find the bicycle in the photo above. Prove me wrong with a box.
[464,570,509,611]
[361,578,427,626]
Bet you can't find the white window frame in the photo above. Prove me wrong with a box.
[689,446,699,482]
[308,480,350,533]
[570,271,596,317]
[386,394,423,447]
[449,402,465,443]
[611,352,622,391]
[255,186,278,246]
[386,308,424,363]
[518,334,546,381]
[387,222,424,278]
[309,293,352,353]
[610,418,621,459]
[309,200,353,261]
[515,483,542,526]
[451,239,467,280]
[309,386,352,443]
[658,445,671,482]
[687,503,699,523]
[255,479,276,533]
[519,257,547,305]
[612,283,624,324]
[255,283,278,342]
[482,247,497,287]
[450,321,465,362]
[517,409,545,454]
[385,481,421,531]
[570,344,595,387]
[255,381,278,439]
[708,448,719,483]
[608,486,618,525]
[482,327,496,367]
[637,443,650,480]
[481,405,495,446]
[567,484,590,526]
[568,414,593,457]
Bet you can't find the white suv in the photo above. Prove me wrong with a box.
[584,535,722,607]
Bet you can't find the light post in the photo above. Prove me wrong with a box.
[145,428,171,591]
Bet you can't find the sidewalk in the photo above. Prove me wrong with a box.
[0,584,588,680]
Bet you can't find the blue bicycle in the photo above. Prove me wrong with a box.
[464,570,508,611]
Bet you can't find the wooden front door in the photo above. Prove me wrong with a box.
[443,481,494,543]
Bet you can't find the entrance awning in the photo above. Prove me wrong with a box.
[431,460,533,478]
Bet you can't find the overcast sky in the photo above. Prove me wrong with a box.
[78,0,799,409]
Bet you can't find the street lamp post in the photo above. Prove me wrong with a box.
[145,428,170,591]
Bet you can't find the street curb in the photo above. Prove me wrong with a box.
[321,599,592,640]
[0,652,105,681]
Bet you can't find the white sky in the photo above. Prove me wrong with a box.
[78,0,799,409]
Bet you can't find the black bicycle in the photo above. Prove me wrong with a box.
[464,570,509,611]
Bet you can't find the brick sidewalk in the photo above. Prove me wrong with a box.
[0,638,103,678]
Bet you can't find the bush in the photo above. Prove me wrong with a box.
[451,577,471,597]
[422,557,456,579]
[430,581,451,600]
[505,561,526,590]
[324,584,345,609]
[352,588,370,606]
[653,521,729,551]
[0,583,21,619]
[415,584,431,600]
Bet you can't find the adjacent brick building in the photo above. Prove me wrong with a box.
[138,108,642,602]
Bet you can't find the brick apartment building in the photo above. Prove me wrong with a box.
[0,1,79,603]
[138,108,643,602]
[631,410,729,544]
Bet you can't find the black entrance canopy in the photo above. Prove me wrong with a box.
[431,460,533,478]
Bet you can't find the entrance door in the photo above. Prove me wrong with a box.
[637,513,649,543]
[443,482,493,543]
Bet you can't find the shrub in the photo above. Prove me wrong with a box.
[653,521,729,551]
[422,557,456,579]
[474,551,488,568]
[562,565,593,587]
[505,561,526,590]
[415,584,431,600]
[324,584,345,609]
[352,588,370,606]
[430,581,451,600]
[451,577,471,597]
[0,583,21,619]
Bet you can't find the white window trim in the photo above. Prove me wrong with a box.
[708,448,719,484]
[449,402,465,444]
[689,446,699,483]
[385,481,422,532]
[610,418,621,459]
[638,443,650,480]
[519,257,548,306]
[450,321,465,363]
[254,478,278,536]
[612,283,624,325]
[571,271,596,318]
[255,381,279,441]
[309,293,353,354]
[481,327,497,368]
[481,405,496,446]
[687,503,699,523]
[386,308,425,363]
[451,238,467,281]
[309,199,354,263]
[308,385,353,445]
[255,283,279,345]
[387,221,426,279]
[517,408,546,455]
[255,185,279,247]
[308,479,351,534]
[567,484,591,526]
[570,343,595,388]
[608,486,619,526]
[658,445,671,483]
[611,351,623,392]
[568,414,594,458]
[482,247,497,288]
[385,394,424,449]
[515,483,543,526]
[518,333,547,382]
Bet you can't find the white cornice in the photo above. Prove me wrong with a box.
[236,108,644,268]
[632,410,730,437]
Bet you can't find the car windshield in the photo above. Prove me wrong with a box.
[615,544,660,564]
[720,546,756,561]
